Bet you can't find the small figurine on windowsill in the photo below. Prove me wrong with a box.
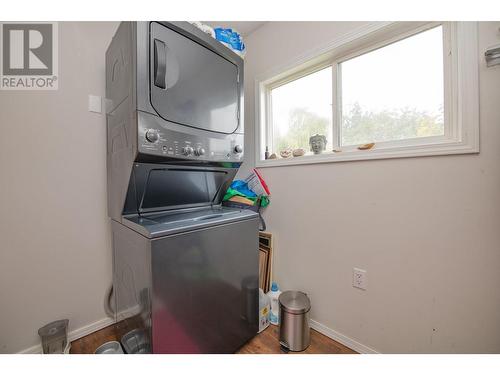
[292,148,305,157]
[280,149,293,158]
[309,134,327,155]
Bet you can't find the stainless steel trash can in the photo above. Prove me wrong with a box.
[278,291,311,352]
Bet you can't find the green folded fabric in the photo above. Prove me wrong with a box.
[259,195,270,207]
[223,187,270,208]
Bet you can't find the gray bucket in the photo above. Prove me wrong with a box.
[95,341,124,354]
[121,329,151,354]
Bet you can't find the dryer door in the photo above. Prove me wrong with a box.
[149,22,240,134]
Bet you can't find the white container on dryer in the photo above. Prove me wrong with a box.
[267,282,282,325]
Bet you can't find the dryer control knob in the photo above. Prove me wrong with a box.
[194,148,205,156]
[145,129,159,143]
[234,145,243,154]
[181,146,194,156]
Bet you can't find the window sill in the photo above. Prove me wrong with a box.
[255,140,479,168]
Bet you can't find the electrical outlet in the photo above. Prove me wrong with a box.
[353,268,367,290]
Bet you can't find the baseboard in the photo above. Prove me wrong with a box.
[18,316,115,354]
[18,316,377,354]
[309,319,379,354]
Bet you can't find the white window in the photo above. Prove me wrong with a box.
[256,22,479,167]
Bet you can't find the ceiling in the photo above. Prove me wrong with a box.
[203,21,266,37]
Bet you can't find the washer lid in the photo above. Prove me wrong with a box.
[279,291,311,314]
[122,207,258,238]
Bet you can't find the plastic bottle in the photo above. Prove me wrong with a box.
[267,282,281,325]
[258,288,271,332]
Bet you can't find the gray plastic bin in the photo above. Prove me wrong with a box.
[38,319,69,354]
[121,329,151,354]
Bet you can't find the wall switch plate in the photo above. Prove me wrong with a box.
[88,95,102,113]
[353,268,367,290]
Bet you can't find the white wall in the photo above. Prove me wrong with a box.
[243,22,500,353]
[0,22,119,353]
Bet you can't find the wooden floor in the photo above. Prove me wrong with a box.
[237,325,356,354]
[70,324,119,354]
[70,323,356,354]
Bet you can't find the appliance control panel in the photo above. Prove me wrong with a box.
[138,112,244,162]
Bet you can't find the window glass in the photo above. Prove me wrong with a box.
[270,67,332,154]
[340,26,444,146]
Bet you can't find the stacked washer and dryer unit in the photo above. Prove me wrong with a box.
[105,22,259,353]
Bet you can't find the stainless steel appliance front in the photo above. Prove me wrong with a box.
[106,22,258,353]
[149,22,240,134]
[113,209,259,354]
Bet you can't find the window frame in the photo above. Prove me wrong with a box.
[255,21,479,168]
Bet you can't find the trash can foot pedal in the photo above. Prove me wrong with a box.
[280,342,290,353]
